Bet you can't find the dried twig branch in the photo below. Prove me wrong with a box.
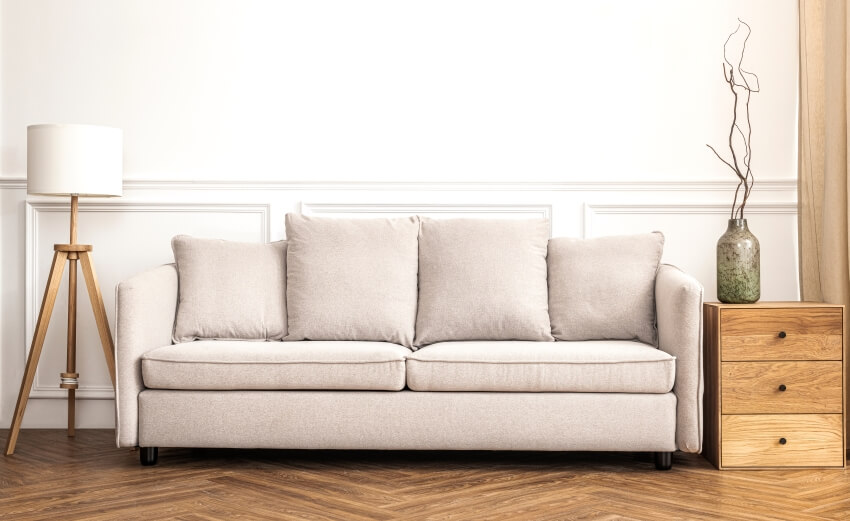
[706,144,738,174]
[707,19,760,219]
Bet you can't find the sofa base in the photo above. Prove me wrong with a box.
[137,447,676,469]
[137,390,678,453]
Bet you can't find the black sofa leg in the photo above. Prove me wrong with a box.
[654,451,673,470]
[140,447,158,466]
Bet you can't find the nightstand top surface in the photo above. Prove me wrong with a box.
[705,301,844,309]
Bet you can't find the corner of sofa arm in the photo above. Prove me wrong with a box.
[655,263,704,454]
[115,263,178,448]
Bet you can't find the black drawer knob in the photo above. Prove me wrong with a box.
[779,438,787,445]
[778,331,787,338]
[779,384,787,392]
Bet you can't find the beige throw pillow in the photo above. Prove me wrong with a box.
[414,218,553,347]
[548,232,664,345]
[284,214,420,347]
[172,236,287,342]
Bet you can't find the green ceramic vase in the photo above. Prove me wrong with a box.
[717,218,760,303]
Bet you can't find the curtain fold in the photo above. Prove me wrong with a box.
[798,0,850,442]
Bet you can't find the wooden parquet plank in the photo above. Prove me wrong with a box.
[0,430,848,521]
[209,474,396,521]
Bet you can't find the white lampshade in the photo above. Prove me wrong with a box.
[27,124,123,197]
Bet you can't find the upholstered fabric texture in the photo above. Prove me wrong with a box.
[139,390,677,452]
[284,214,420,347]
[548,232,664,345]
[406,340,674,393]
[142,340,409,391]
[414,218,553,347]
[115,263,179,448]
[171,236,287,342]
[656,264,704,453]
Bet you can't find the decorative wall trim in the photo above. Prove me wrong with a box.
[0,177,27,189]
[24,201,271,399]
[123,179,799,192]
[0,176,798,192]
[301,202,552,217]
[3,181,801,427]
[301,202,553,235]
[583,202,798,237]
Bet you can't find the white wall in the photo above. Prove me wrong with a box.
[0,0,799,428]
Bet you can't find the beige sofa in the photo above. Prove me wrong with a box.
[115,216,703,470]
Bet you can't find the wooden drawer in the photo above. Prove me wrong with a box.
[721,307,843,361]
[721,414,845,468]
[721,361,843,414]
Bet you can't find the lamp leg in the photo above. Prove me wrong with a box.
[67,389,75,437]
[65,195,79,436]
[4,251,69,456]
[63,254,78,437]
[79,251,116,386]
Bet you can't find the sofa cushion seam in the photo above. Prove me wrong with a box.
[405,358,675,365]
[143,359,407,365]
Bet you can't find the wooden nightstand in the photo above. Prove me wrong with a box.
[703,302,846,469]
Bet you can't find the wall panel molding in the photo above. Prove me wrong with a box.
[583,202,798,238]
[302,202,553,235]
[24,201,271,399]
[301,202,552,218]
[3,181,798,427]
[0,176,798,193]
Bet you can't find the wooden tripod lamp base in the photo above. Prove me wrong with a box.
[6,124,123,456]
[4,201,117,455]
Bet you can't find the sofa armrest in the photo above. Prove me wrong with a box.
[115,263,177,447]
[655,264,704,453]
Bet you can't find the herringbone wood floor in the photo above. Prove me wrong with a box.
[0,430,848,520]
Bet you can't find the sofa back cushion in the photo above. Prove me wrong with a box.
[172,235,287,342]
[414,218,553,347]
[548,232,664,345]
[284,213,420,347]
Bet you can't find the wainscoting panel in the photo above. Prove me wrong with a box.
[0,179,798,427]
[301,202,552,219]
[25,201,270,399]
[585,202,800,302]
[302,202,553,236]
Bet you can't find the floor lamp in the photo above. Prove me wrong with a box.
[5,124,123,456]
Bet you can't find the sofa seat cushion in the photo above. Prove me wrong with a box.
[406,341,675,393]
[142,341,409,391]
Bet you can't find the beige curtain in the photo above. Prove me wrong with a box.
[799,0,850,442]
